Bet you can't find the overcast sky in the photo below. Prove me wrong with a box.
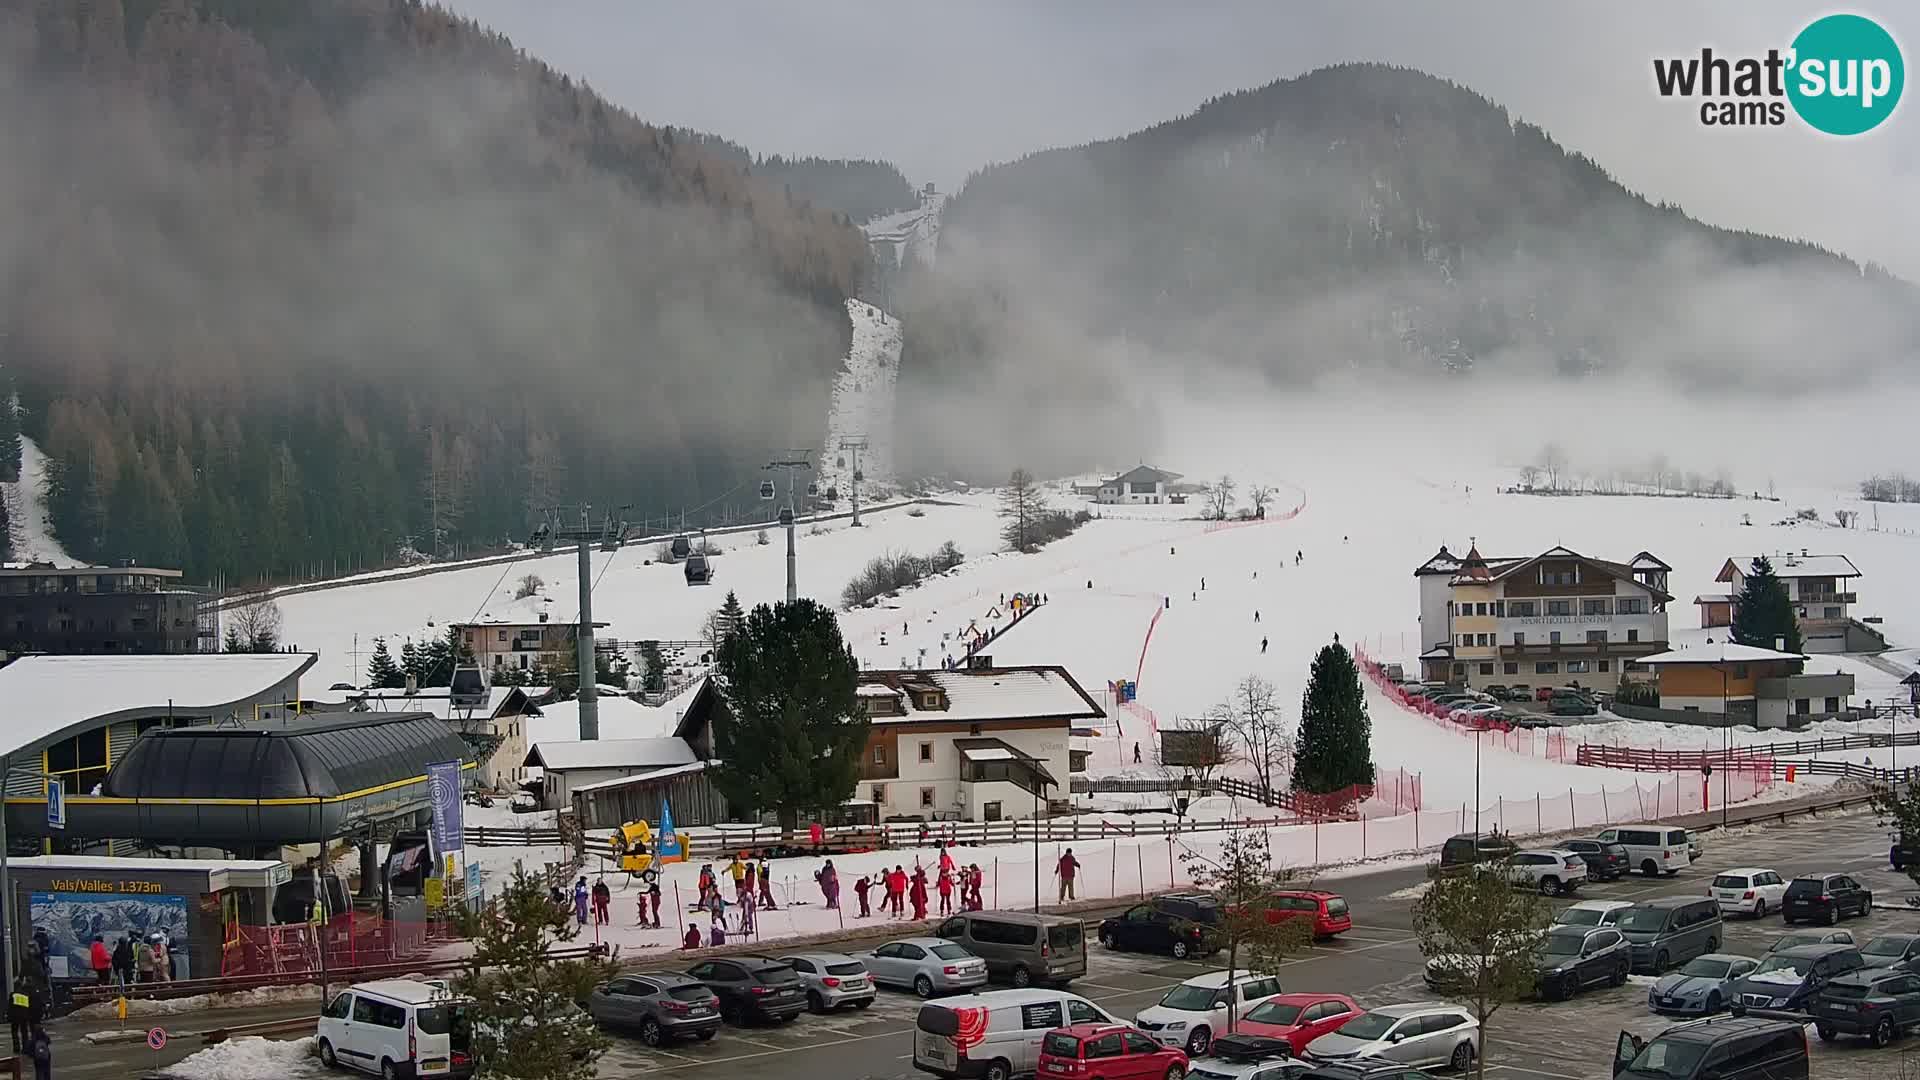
[444,1,1919,277]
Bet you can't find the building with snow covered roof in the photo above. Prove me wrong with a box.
[1095,465,1183,505]
[1414,544,1671,694]
[1635,642,1854,727]
[453,597,609,675]
[1706,552,1882,653]
[350,684,545,789]
[0,562,209,657]
[523,736,701,809]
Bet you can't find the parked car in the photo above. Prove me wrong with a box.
[1683,830,1706,863]
[1615,897,1723,973]
[1303,1003,1478,1072]
[1254,891,1352,939]
[1859,934,1920,973]
[1231,993,1359,1056]
[1810,967,1920,1046]
[1448,703,1502,721]
[1186,1035,1312,1080]
[1729,943,1866,1014]
[1594,825,1694,877]
[1612,1017,1808,1080]
[776,951,876,1013]
[683,956,808,1023]
[1781,874,1873,925]
[1554,900,1633,929]
[1504,712,1556,730]
[1535,926,1633,1000]
[1481,685,1511,700]
[1647,954,1760,1017]
[1135,970,1287,1057]
[1438,832,1517,871]
[1297,1065,1441,1080]
[317,979,471,1079]
[1426,931,1538,990]
[1550,693,1598,717]
[1500,849,1589,896]
[935,911,1088,987]
[1711,869,1788,918]
[1560,840,1631,882]
[1533,686,1561,702]
[1038,1023,1188,1080]
[585,972,721,1047]
[1099,894,1224,960]
[1769,929,1855,953]
[859,937,988,998]
[1500,684,1532,701]
[913,988,1119,1080]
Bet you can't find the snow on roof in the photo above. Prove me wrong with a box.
[1693,594,1734,604]
[958,746,1016,761]
[527,695,678,743]
[857,684,903,698]
[1111,465,1182,485]
[525,737,697,771]
[1719,554,1861,580]
[0,653,316,752]
[570,760,708,793]
[865,667,1103,725]
[1637,642,1808,665]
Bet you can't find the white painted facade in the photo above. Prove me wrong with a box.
[862,725,1071,821]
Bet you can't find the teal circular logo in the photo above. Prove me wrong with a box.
[1787,14,1904,135]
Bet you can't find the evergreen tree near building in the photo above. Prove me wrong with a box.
[365,637,404,689]
[1294,640,1375,793]
[400,639,427,686]
[1731,556,1804,657]
[710,599,868,830]
[637,640,666,694]
[419,624,477,687]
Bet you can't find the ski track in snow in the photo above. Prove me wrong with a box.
[4,437,77,565]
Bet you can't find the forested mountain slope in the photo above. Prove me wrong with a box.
[0,0,867,583]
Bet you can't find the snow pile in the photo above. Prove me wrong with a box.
[163,1036,322,1080]
[71,983,320,1020]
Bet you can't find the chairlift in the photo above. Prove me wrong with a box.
[836,455,847,468]
[759,480,777,500]
[668,535,692,562]
[779,507,794,528]
[806,480,820,498]
[684,554,713,586]
[826,486,840,502]
[853,469,864,483]
[448,665,492,711]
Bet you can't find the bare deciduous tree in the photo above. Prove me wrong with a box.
[1538,444,1568,491]
[1517,464,1540,491]
[1205,474,1237,521]
[1214,676,1293,799]
[1246,484,1276,518]
[224,597,283,653]
[513,573,545,600]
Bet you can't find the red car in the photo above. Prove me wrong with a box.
[1232,993,1361,1055]
[1262,890,1352,938]
[1038,1023,1189,1080]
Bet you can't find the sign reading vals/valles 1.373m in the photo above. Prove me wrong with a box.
[49,879,167,894]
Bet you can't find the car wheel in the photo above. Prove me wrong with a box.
[1450,1041,1475,1072]
[1171,940,1192,960]
[1654,950,1670,973]
[1783,915,1797,925]
[1100,929,1119,950]
[1538,876,1560,896]
[1012,965,1033,988]
[914,974,935,998]
[1611,962,1629,988]
[1185,1027,1212,1057]
[318,1039,338,1069]
[1816,1022,1837,1043]
[1165,1066,1186,1080]
[639,1019,664,1046]
[1873,1015,1897,1047]
[1753,900,1766,919]
[1705,935,1719,953]
[1862,895,1874,916]
[721,1000,742,1024]
[381,1060,400,1080]
[807,991,826,1013]
[1642,860,1660,877]
[1825,905,1840,926]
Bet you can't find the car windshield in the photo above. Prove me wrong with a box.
[1677,958,1731,979]
[930,945,972,961]
[1161,984,1223,1011]
[1754,955,1811,978]
[1863,939,1912,959]
[1711,875,1750,890]
[667,985,714,1002]
[826,962,866,976]
[1245,1001,1303,1025]
[755,966,800,984]
[1557,907,1604,927]
[1624,1038,1708,1080]
[1541,934,1585,957]
[1336,1012,1399,1041]
[1615,908,1674,932]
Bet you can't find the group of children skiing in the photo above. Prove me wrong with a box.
[848,845,985,920]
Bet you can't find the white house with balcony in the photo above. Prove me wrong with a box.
[1415,544,1671,692]
[1095,465,1182,505]
[1705,552,1881,653]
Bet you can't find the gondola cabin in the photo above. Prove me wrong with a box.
[684,554,712,586]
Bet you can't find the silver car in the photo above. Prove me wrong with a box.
[859,936,988,998]
[1303,1003,1480,1071]
[585,972,721,1047]
[779,951,877,1012]
[1647,953,1758,1016]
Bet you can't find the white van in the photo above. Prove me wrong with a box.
[318,979,471,1079]
[1594,825,1694,877]
[914,988,1119,1080]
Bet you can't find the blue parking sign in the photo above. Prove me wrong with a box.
[46,778,64,831]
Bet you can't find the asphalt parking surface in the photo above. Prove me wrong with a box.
[574,808,1918,1080]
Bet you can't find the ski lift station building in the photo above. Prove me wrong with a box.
[0,653,476,852]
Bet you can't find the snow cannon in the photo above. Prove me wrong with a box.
[610,819,689,884]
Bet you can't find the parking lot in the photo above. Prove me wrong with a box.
[560,808,1919,1080]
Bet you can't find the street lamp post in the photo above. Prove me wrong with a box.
[1721,667,1729,830]
[1473,726,1483,836]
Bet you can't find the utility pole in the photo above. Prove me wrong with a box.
[837,436,870,527]
[763,452,815,604]
[536,507,609,740]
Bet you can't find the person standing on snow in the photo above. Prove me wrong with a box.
[1133,743,1142,764]
[937,867,955,915]
[854,875,874,918]
[758,862,778,910]
[644,880,663,927]
[1261,637,1268,653]
[909,868,929,921]
[572,878,590,926]
[1055,849,1081,902]
[592,878,612,925]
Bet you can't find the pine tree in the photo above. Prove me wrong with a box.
[637,640,666,694]
[365,637,404,689]
[400,640,427,686]
[999,468,1048,553]
[1294,640,1375,793]
[1731,556,1803,656]
[710,599,868,830]
[0,369,21,484]
[718,591,745,643]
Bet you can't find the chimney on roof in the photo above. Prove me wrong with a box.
[1775,637,1785,652]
